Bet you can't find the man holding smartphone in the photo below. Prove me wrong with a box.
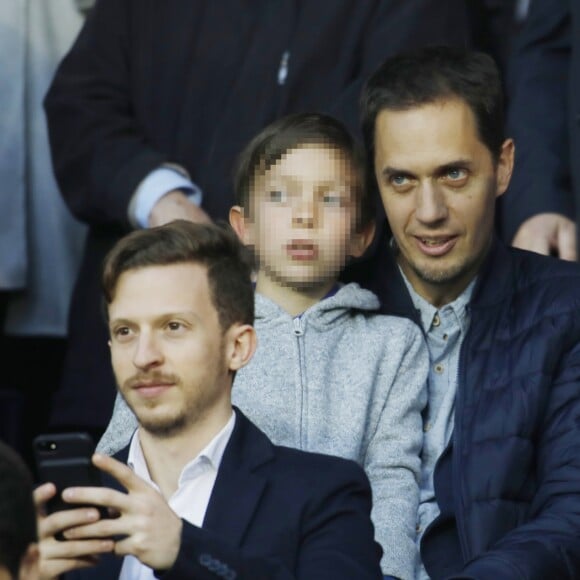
[33,220,383,580]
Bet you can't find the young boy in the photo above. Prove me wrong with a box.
[98,113,428,579]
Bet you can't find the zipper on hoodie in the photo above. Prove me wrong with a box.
[293,316,306,447]
[293,316,304,336]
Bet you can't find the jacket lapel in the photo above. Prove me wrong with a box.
[202,408,274,547]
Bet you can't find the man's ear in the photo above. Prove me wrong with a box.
[349,220,376,258]
[496,138,515,198]
[229,206,254,245]
[18,543,39,580]
[225,324,257,372]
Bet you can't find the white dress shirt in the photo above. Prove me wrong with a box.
[118,412,236,580]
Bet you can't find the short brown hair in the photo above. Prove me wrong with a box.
[233,112,373,231]
[102,220,254,331]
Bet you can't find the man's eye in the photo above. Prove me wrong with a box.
[446,168,468,182]
[167,321,183,331]
[389,175,412,189]
[267,190,287,203]
[113,327,132,340]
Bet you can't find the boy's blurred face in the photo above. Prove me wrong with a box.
[244,144,362,293]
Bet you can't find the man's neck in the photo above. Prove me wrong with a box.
[402,272,473,308]
[256,274,336,316]
[137,403,233,499]
[396,256,487,308]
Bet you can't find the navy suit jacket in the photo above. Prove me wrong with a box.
[65,409,383,579]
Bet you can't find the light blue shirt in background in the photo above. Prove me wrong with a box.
[130,166,203,228]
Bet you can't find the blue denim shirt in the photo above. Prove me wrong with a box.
[400,271,475,580]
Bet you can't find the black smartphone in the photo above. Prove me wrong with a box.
[33,432,103,516]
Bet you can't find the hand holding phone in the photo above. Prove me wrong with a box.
[33,481,114,578]
[32,432,117,578]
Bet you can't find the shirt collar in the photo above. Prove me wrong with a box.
[399,266,476,333]
[127,411,236,488]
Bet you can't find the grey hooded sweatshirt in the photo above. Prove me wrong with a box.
[97,283,428,579]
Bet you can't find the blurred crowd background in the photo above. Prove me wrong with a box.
[1,0,575,476]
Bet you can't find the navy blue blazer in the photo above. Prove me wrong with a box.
[345,227,580,579]
[65,409,383,579]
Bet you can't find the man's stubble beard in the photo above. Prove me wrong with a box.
[118,341,230,439]
[409,250,479,287]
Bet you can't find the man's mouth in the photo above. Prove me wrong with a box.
[132,382,174,399]
[125,374,177,399]
[414,235,458,256]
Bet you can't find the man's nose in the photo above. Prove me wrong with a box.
[414,182,449,225]
[133,332,163,369]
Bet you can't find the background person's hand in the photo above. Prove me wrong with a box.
[148,190,212,227]
[34,482,114,580]
[512,212,577,261]
[61,453,183,572]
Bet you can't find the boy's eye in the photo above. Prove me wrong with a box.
[321,191,347,206]
[267,190,288,203]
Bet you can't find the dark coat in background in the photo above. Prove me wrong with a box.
[465,0,519,82]
[346,231,580,579]
[501,0,579,246]
[44,0,470,431]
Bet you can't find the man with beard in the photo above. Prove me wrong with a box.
[33,221,382,579]
[345,46,580,578]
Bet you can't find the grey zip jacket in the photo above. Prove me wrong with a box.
[97,283,428,579]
